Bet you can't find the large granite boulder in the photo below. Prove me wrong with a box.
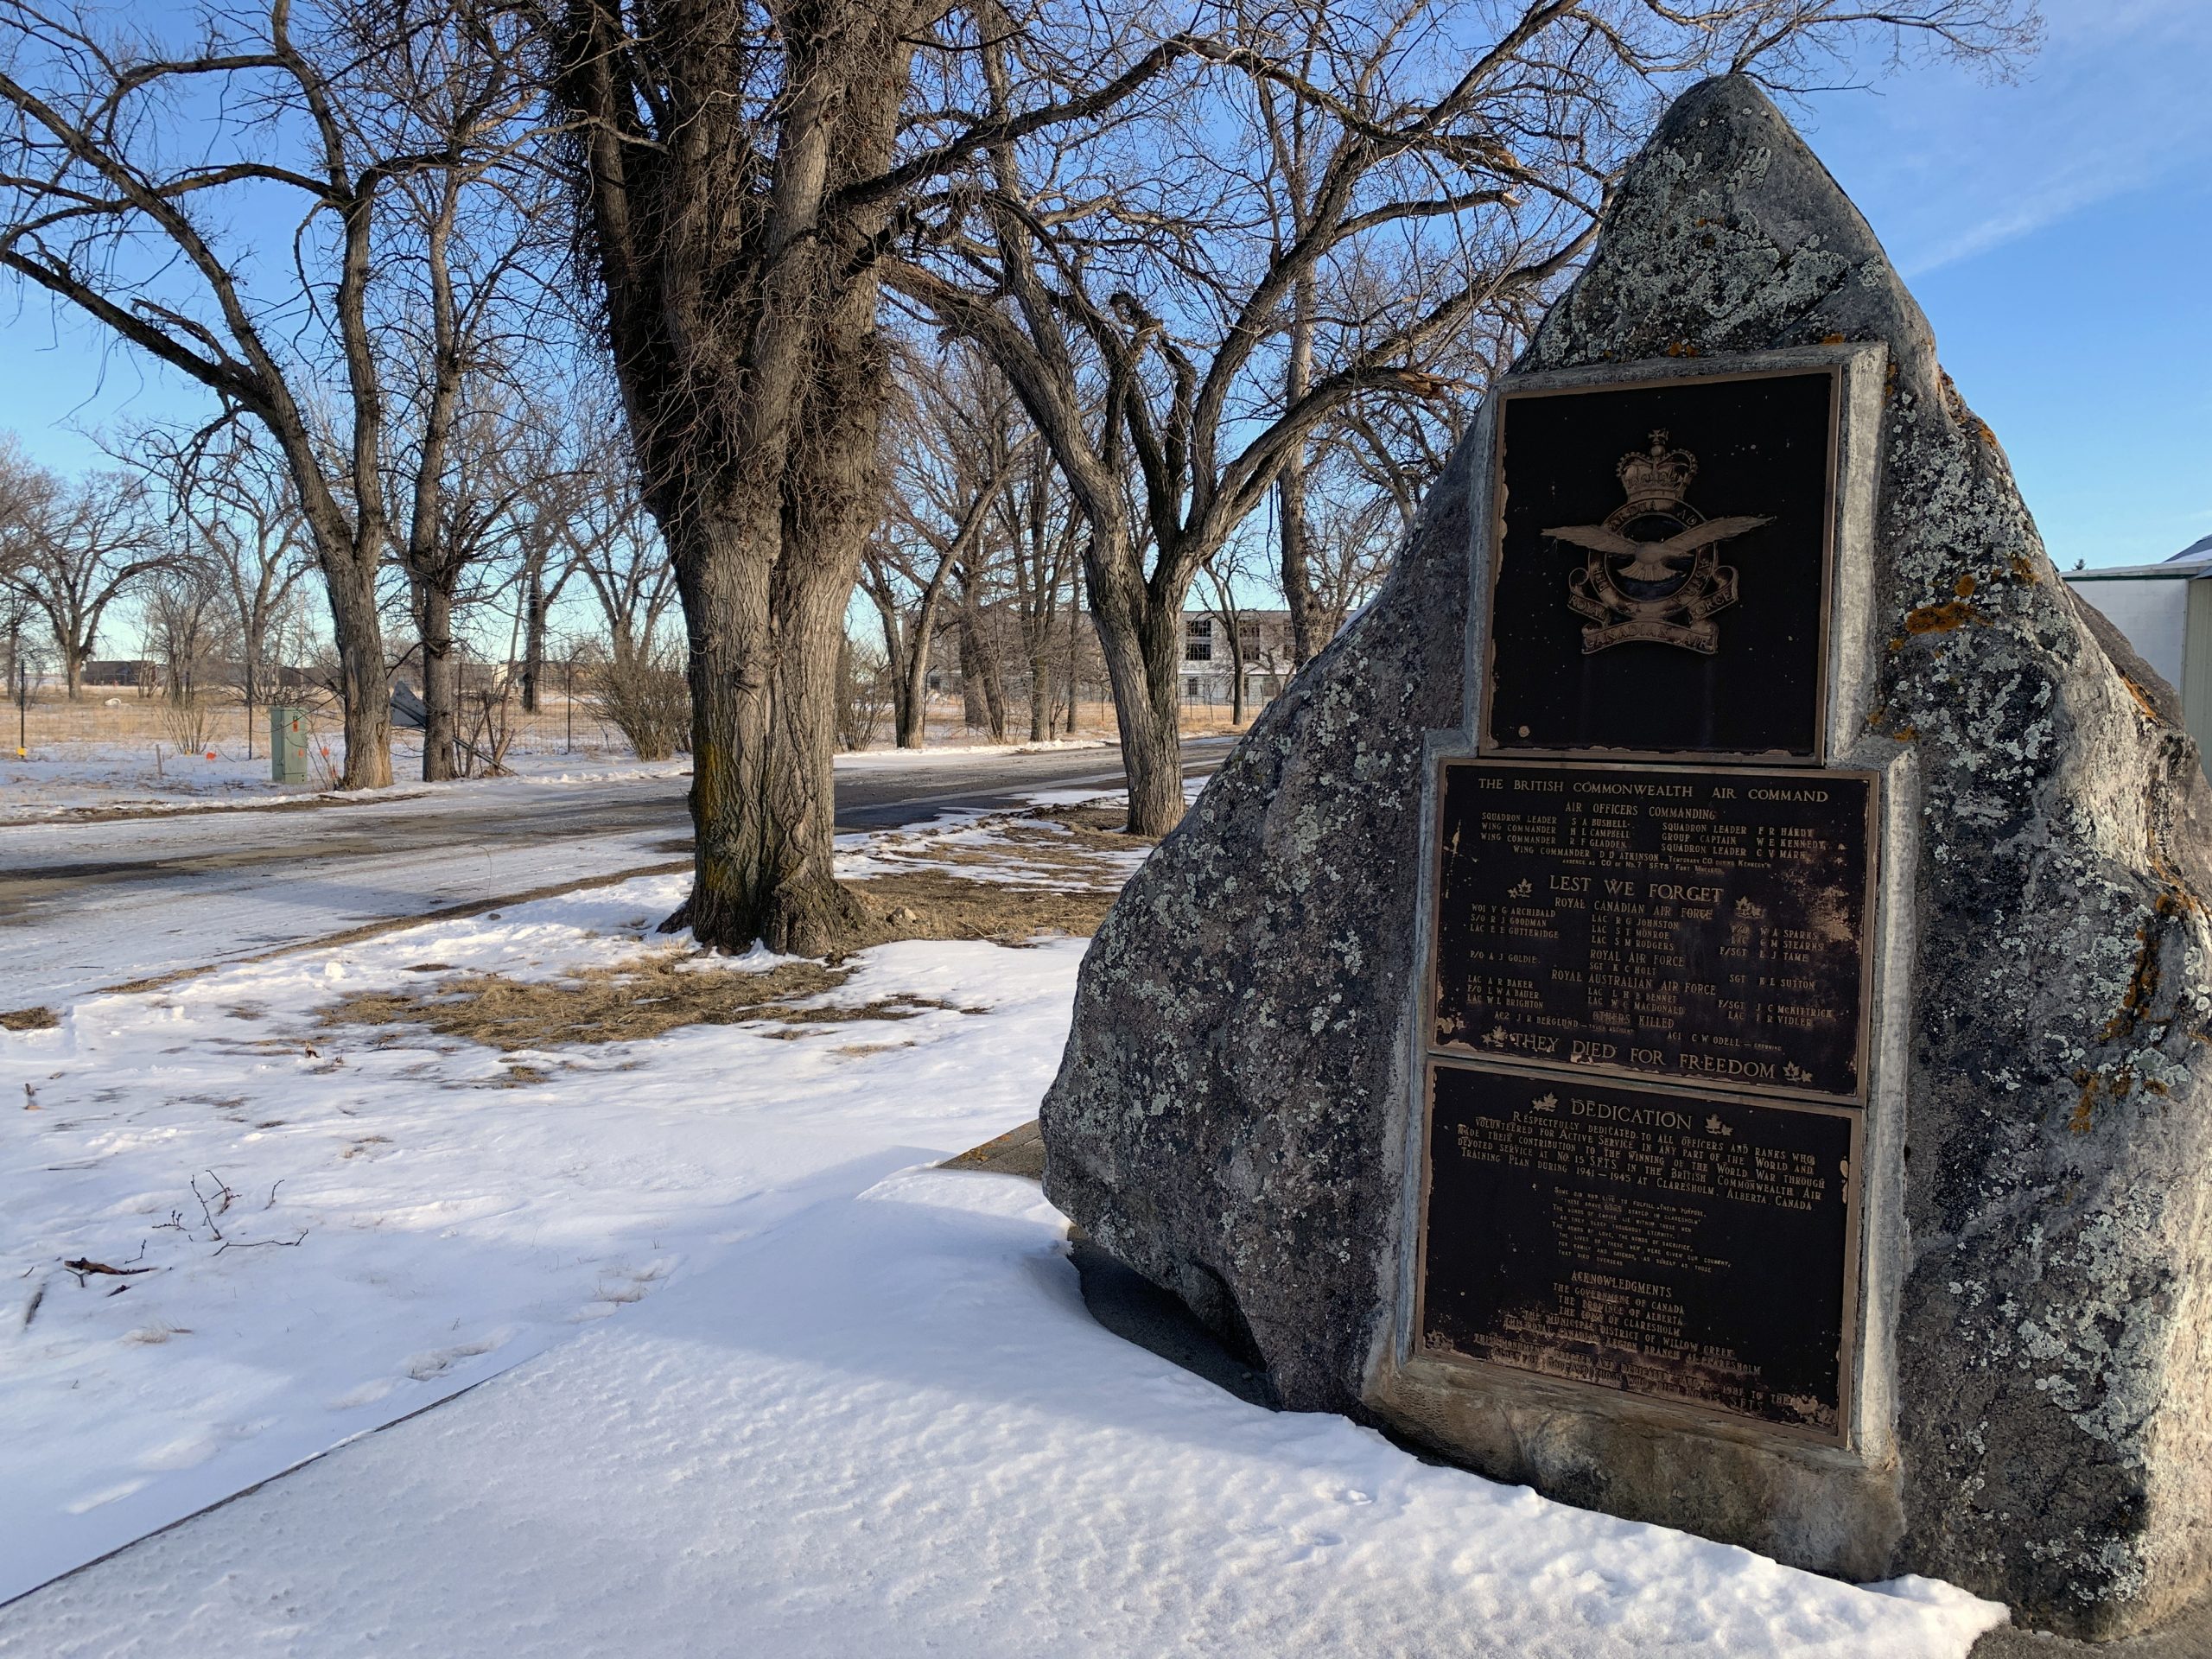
[1040,73,2212,1639]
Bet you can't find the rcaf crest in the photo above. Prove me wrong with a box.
[1546,431,1770,654]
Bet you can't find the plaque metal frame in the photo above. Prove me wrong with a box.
[1410,1054,1865,1447]
[1422,755,1881,1105]
[1476,360,1845,767]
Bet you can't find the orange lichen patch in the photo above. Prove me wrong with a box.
[2099,894,2186,1044]
[2009,554,2041,584]
[1904,601,1987,635]
[2119,676,2163,723]
[1821,333,1847,346]
[1891,726,1917,742]
[2145,1077,2171,1096]
[2071,1070,2100,1135]
[1954,574,1979,598]
[2145,855,2203,915]
[1664,340,1701,358]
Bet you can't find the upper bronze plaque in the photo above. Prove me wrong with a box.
[1482,365,1839,762]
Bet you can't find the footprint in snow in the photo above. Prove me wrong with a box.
[573,1259,674,1322]
[65,1478,150,1514]
[403,1330,512,1381]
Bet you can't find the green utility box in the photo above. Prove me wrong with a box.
[270,706,311,783]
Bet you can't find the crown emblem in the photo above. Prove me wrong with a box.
[1548,429,1771,656]
[1617,431,1697,512]
[1505,879,1532,899]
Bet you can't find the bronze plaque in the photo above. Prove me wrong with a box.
[1482,366,1838,762]
[1430,759,1874,1100]
[1419,1061,1859,1440]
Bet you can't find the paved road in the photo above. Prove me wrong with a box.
[0,741,1228,1007]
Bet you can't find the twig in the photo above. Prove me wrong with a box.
[213,1230,308,1255]
[190,1172,235,1240]
[20,1284,41,1329]
[264,1179,283,1211]
[61,1250,154,1286]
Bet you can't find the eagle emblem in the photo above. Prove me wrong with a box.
[1546,430,1770,654]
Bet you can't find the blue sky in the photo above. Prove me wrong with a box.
[1789,0,2210,568]
[0,0,2202,574]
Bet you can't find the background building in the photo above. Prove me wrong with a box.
[2063,537,2212,750]
[1180,611,1296,708]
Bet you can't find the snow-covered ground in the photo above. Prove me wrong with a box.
[0,806,2009,1656]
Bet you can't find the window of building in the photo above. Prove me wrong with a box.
[1183,617,1213,662]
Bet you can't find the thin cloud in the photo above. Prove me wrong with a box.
[1805,0,2211,276]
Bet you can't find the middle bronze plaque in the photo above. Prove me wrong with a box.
[1430,758,1875,1100]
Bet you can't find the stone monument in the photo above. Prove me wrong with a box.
[1040,75,2212,1641]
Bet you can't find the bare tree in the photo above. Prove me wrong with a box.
[891,0,2032,834]
[997,440,1081,742]
[0,0,546,786]
[543,0,1203,950]
[1198,536,1264,728]
[562,416,675,670]
[392,394,537,778]
[0,448,164,697]
[495,397,596,714]
[546,0,920,950]
[866,341,1029,748]
[133,423,312,751]
[140,557,234,705]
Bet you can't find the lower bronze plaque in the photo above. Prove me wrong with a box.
[1420,1060,1859,1440]
[1430,758,1875,1099]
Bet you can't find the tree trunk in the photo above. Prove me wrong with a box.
[1279,463,1321,670]
[1061,566,1081,738]
[978,626,1007,741]
[897,576,950,748]
[1027,633,1051,742]
[552,0,911,954]
[1226,616,1246,726]
[324,553,392,789]
[62,645,83,700]
[956,595,1007,741]
[1085,554,1183,836]
[677,505,873,953]
[957,613,988,731]
[1279,269,1321,669]
[521,566,545,714]
[897,626,931,747]
[416,582,459,783]
[870,592,913,744]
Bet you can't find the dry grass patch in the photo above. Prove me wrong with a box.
[321,956,957,1052]
[1026,802,1147,838]
[845,802,1154,939]
[316,804,1154,1049]
[854,869,1122,943]
[0,1006,60,1031]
